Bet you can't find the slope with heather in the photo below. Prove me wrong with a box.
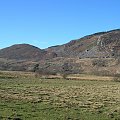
[0,29,119,74]
[46,29,120,58]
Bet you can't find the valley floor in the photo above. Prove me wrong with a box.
[0,74,120,120]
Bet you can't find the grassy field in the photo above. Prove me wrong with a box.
[0,73,120,120]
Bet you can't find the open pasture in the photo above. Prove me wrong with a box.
[0,72,120,120]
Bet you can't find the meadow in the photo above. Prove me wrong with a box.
[0,72,120,120]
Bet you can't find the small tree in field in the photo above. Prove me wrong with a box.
[33,64,39,72]
[113,74,120,82]
[62,74,68,79]
[62,62,72,79]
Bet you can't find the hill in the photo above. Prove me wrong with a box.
[46,29,120,58]
[0,44,57,61]
[0,29,119,74]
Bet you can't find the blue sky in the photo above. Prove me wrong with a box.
[0,0,120,49]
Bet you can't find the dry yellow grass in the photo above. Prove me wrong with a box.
[68,74,113,81]
[0,70,120,119]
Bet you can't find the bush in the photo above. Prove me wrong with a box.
[113,74,120,82]
[62,73,68,79]
[13,118,22,120]
[34,69,57,78]
[92,70,111,76]
[92,59,107,67]
[113,77,120,82]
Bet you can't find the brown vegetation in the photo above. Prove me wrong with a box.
[0,29,119,75]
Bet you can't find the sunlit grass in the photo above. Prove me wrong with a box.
[0,76,120,120]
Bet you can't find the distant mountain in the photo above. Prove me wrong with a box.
[0,44,57,61]
[46,29,120,58]
[0,44,45,60]
[0,29,119,74]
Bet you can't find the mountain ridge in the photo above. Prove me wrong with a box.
[0,29,120,60]
[46,29,120,58]
[0,29,119,74]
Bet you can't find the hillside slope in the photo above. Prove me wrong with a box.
[0,44,57,61]
[0,29,119,74]
[46,29,120,58]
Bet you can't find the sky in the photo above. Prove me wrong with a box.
[0,0,120,49]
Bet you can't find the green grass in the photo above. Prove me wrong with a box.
[0,77,120,120]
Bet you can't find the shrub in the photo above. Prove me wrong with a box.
[62,73,68,79]
[92,59,107,67]
[113,77,120,82]
[113,74,120,82]
[92,70,111,76]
